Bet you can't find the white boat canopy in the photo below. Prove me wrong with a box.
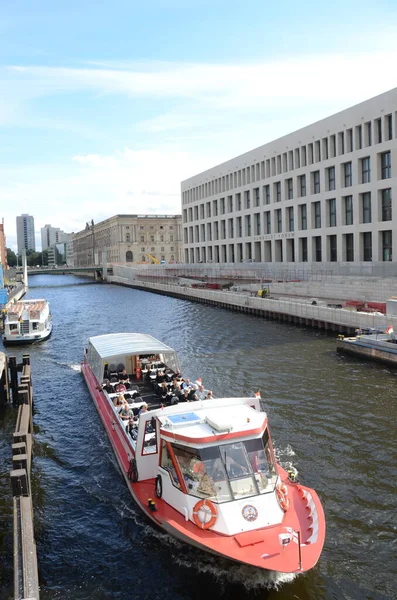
[86,333,181,382]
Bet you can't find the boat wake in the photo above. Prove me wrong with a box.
[141,525,298,590]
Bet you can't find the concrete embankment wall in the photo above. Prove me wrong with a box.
[254,277,397,303]
[109,267,397,334]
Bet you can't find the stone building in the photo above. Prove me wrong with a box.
[73,214,182,266]
[181,87,397,266]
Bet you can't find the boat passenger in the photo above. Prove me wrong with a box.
[115,382,127,393]
[196,385,206,401]
[102,380,113,394]
[205,390,214,399]
[114,394,125,407]
[183,378,192,389]
[120,369,131,387]
[119,400,133,421]
[138,402,148,416]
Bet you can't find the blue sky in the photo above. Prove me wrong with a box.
[1,0,397,250]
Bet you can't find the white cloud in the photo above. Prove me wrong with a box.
[0,146,223,250]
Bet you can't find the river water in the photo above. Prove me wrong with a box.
[0,275,396,600]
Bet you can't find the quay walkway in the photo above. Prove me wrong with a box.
[109,266,397,335]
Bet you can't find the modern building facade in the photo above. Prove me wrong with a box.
[16,214,35,255]
[0,218,7,270]
[181,87,397,266]
[73,214,183,267]
[41,224,61,251]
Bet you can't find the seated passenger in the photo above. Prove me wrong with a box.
[138,402,149,416]
[196,385,206,401]
[119,400,133,422]
[113,394,124,407]
[182,378,193,390]
[119,369,131,387]
[102,380,113,394]
[115,382,127,393]
[205,390,214,399]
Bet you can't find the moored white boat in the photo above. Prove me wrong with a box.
[336,327,397,367]
[2,299,52,345]
[81,333,325,575]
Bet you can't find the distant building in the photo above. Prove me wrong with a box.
[73,214,183,266]
[16,214,35,255]
[0,218,7,270]
[41,224,61,251]
[47,232,74,267]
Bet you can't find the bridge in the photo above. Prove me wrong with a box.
[25,265,113,278]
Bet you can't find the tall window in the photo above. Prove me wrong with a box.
[363,232,372,261]
[236,194,241,211]
[365,121,372,146]
[287,178,293,200]
[228,196,233,212]
[362,192,371,223]
[328,166,336,191]
[329,235,337,262]
[382,230,392,261]
[254,213,260,235]
[220,197,225,214]
[381,151,391,179]
[300,204,307,230]
[245,215,251,236]
[126,250,133,262]
[376,118,382,144]
[345,233,354,261]
[300,237,308,262]
[274,182,281,202]
[244,191,250,209]
[314,236,322,262]
[386,114,393,141]
[362,157,370,183]
[275,209,282,233]
[381,188,392,221]
[328,198,336,227]
[356,125,362,149]
[299,175,306,197]
[288,207,294,232]
[314,201,321,228]
[344,195,353,225]
[344,162,352,187]
[236,217,242,237]
[264,211,271,234]
[263,185,270,205]
[228,218,234,238]
[313,170,320,194]
[254,188,260,207]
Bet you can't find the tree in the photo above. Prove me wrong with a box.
[6,247,17,267]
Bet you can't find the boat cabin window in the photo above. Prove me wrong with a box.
[9,324,18,331]
[32,322,38,330]
[142,418,157,455]
[170,429,277,503]
[160,440,181,489]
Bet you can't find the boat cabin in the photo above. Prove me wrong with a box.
[3,299,51,342]
[85,333,181,384]
[135,400,284,534]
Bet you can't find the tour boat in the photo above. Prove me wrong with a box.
[2,299,52,345]
[81,333,325,574]
[336,326,397,367]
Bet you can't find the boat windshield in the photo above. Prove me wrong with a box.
[171,429,277,503]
